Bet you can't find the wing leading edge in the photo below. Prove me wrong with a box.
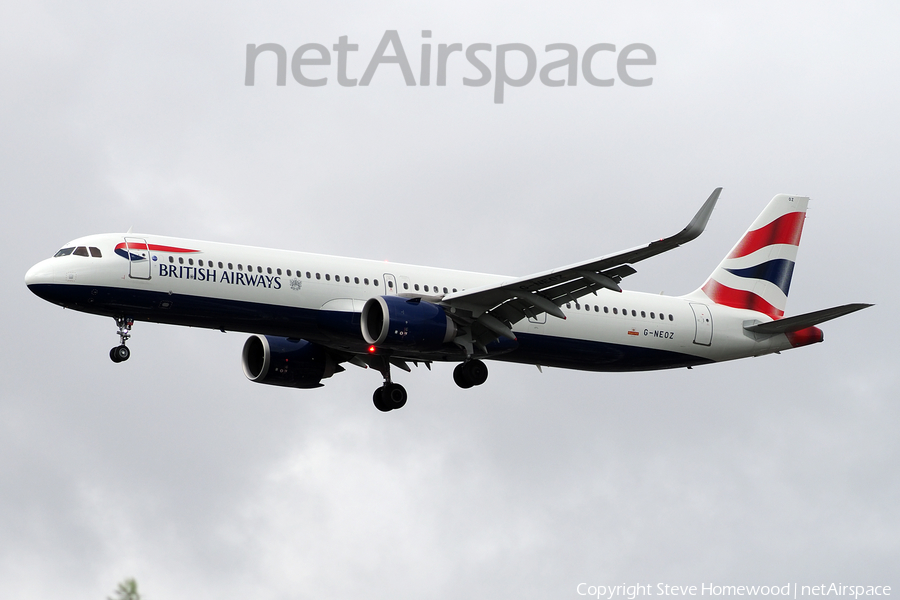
[441,187,723,349]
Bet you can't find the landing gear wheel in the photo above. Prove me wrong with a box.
[453,363,474,389]
[373,387,392,412]
[464,359,488,386]
[384,383,407,409]
[454,360,488,388]
[110,345,130,363]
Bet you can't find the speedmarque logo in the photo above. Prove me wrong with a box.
[245,30,656,103]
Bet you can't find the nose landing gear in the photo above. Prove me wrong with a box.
[110,317,133,363]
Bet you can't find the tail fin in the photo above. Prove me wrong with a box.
[693,194,808,319]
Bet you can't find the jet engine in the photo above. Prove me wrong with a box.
[241,335,338,389]
[361,296,457,350]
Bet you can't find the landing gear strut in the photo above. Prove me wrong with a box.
[371,355,407,412]
[453,359,488,389]
[110,317,133,363]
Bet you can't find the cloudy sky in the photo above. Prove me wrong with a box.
[2,1,898,598]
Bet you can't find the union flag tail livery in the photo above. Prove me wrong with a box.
[696,194,807,320]
[25,188,872,412]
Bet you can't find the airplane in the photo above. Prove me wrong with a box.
[24,189,871,411]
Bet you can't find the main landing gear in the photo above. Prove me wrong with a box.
[453,359,488,389]
[371,354,408,412]
[373,382,408,412]
[109,317,133,363]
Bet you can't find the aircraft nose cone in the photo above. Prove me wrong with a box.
[25,259,55,291]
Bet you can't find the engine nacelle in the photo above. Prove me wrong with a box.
[241,335,336,389]
[361,296,457,350]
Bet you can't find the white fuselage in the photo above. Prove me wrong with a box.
[25,232,797,372]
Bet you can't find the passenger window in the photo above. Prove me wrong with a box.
[257,266,262,273]
[316,273,320,279]
[354,277,359,284]
[54,247,75,257]
[364,278,369,285]
[443,287,448,294]
[345,276,350,283]
[414,284,420,291]
[604,306,609,313]
[219,262,224,269]
[268,267,273,274]
[189,258,194,265]
[387,280,393,288]
[669,314,674,321]
[566,303,572,309]
[89,247,102,257]
[227,263,233,270]
[650,312,655,319]
[374,279,379,286]
[238,264,243,271]
[169,256,174,263]
[198,260,204,266]
[641,311,646,318]
[403,283,409,290]
[179,257,185,265]
[585,304,590,311]
[631,310,636,317]
[306,272,311,278]
[452,288,457,293]
[613,308,618,315]
[594,306,599,312]
[73,246,89,257]
[325,274,331,281]
[424,285,429,292]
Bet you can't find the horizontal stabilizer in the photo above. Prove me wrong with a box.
[744,303,872,335]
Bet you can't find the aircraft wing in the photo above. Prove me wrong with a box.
[440,188,722,348]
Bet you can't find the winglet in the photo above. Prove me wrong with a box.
[673,187,721,245]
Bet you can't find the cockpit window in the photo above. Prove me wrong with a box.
[54,247,75,257]
[73,246,89,257]
[89,247,102,257]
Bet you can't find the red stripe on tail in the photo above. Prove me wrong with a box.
[701,279,785,319]
[728,212,806,259]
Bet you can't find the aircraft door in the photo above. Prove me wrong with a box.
[125,237,151,280]
[383,273,397,295]
[690,303,713,346]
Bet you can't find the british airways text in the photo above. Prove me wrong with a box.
[158,264,282,289]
